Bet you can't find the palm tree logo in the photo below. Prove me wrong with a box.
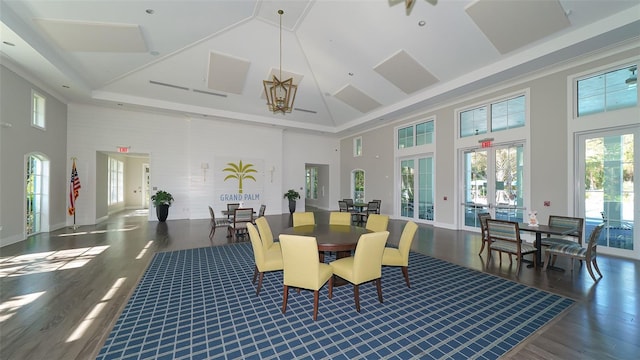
[223,160,257,194]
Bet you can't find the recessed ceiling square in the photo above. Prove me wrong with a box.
[465,0,570,54]
[208,52,251,95]
[374,50,438,94]
[334,85,381,113]
[34,18,147,52]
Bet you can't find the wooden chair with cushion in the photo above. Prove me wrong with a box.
[329,211,352,226]
[257,204,266,219]
[544,223,605,281]
[382,221,418,288]
[478,212,512,262]
[477,212,492,256]
[338,200,349,212]
[247,223,283,295]
[542,215,584,247]
[255,216,280,252]
[330,231,389,312]
[226,203,240,220]
[486,219,537,275]
[209,206,230,239]
[280,235,333,321]
[365,214,389,232]
[344,198,355,212]
[372,200,382,214]
[293,212,315,227]
[227,208,253,240]
[357,201,379,224]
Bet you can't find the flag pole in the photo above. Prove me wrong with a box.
[70,157,79,230]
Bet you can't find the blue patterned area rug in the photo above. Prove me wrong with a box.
[97,243,574,360]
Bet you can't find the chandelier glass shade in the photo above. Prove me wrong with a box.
[263,10,297,114]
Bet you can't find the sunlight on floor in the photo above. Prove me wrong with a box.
[125,209,149,217]
[67,278,126,342]
[57,225,139,237]
[0,246,109,278]
[0,292,45,323]
[136,241,154,260]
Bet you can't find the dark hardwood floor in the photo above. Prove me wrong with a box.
[0,209,638,359]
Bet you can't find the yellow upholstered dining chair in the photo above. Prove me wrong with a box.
[329,212,352,226]
[382,221,418,288]
[247,223,283,295]
[330,231,389,312]
[293,212,315,227]
[365,214,389,232]
[544,223,605,281]
[279,235,333,321]
[486,219,537,275]
[255,216,280,252]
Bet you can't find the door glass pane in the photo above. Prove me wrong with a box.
[494,145,524,222]
[584,134,634,250]
[463,150,488,227]
[25,155,42,235]
[400,160,414,217]
[418,157,434,220]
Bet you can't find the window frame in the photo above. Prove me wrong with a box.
[353,136,362,157]
[458,93,526,139]
[31,90,46,130]
[397,118,435,150]
[108,157,124,205]
[574,63,638,118]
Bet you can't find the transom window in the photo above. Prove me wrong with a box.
[353,137,362,157]
[459,95,525,138]
[398,120,434,149]
[577,64,637,117]
[31,90,46,130]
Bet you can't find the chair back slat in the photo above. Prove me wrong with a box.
[548,215,584,245]
[486,219,520,243]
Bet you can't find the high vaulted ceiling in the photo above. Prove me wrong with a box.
[1,0,639,136]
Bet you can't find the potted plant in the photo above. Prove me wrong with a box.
[151,190,174,222]
[283,189,301,213]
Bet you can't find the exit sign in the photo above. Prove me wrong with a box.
[481,140,492,148]
[118,147,129,153]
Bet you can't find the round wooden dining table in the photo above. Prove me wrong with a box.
[279,224,372,259]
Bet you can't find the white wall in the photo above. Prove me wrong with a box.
[66,104,341,224]
[1,65,68,247]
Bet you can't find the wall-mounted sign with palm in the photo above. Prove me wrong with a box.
[223,160,257,194]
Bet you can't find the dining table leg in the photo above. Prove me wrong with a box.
[526,233,564,271]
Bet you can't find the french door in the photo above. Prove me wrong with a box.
[461,143,525,229]
[577,127,638,258]
[399,155,434,221]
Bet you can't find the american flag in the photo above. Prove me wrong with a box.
[68,159,81,215]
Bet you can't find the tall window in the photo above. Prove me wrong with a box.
[108,157,124,205]
[459,95,525,138]
[398,120,434,149]
[305,167,318,199]
[353,137,362,157]
[31,90,46,129]
[352,170,365,202]
[577,64,637,117]
[26,155,44,234]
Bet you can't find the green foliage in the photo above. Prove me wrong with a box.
[283,189,301,201]
[151,190,174,207]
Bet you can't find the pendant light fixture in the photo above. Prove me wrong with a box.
[263,9,297,114]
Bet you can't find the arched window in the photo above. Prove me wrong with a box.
[352,169,365,202]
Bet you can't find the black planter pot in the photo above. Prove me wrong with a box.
[288,200,296,213]
[156,204,170,222]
